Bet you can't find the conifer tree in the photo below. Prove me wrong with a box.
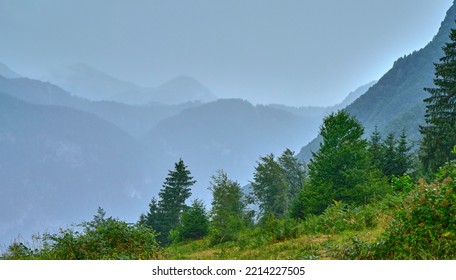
[139,197,160,231]
[420,27,456,173]
[395,129,412,175]
[368,126,384,170]
[382,132,397,177]
[172,199,209,242]
[155,159,195,244]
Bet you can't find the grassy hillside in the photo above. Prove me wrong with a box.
[4,167,454,260]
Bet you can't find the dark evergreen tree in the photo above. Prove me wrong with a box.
[420,27,456,173]
[278,148,306,202]
[382,132,397,177]
[172,199,209,242]
[395,129,413,176]
[251,154,288,219]
[139,197,161,231]
[209,170,247,243]
[368,126,384,170]
[92,207,106,227]
[151,159,195,244]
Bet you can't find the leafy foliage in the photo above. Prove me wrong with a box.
[251,154,289,219]
[2,208,160,260]
[301,201,378,235]
[209,170,249,244]
[390,174,414,193]
[348,150,456,259]
[377,178,456,258]
[278,148,306,202]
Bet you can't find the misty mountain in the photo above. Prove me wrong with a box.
[0,93,149,246]
[0,75,199,137]
[336,81,377,109]
[47,64,142,102]
[0,63,21,79]
[46,64,217,105]
[298,2,456,162]
[347,3,456,136]
[144,99,322,201]
[270,81,376,119]
[152,75,217,105]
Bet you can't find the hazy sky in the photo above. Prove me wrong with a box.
[0,0,453,106]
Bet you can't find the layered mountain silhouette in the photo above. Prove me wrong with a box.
[1,1,455,249]
[0,93,147,244]
[0,76,198,137]
[46,64,217,105]
[143,99,322,200]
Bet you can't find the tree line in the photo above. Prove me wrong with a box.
[138,108,418,245]
[138,24,456,245]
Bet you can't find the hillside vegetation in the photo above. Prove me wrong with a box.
[2,115,455,259]
[2,1,456,262]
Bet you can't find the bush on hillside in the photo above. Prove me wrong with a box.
[2,209,161,260]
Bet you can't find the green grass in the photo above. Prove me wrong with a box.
[161,198,395,260]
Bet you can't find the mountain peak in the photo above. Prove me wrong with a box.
[46,63,143,102]
[155,75,217,104]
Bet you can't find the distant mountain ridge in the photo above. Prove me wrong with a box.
[0,93,148,245]
[143,98,322,201]
[0,75,199,137]
[46,64,217,105]
[270,81,376,119]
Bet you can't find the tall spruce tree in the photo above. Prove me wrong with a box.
[420,27,456,173]
[368,126,383,170]
[157,159,196,244]
[395,129,412,176]
[382,132,397,177]
[139,197,160,231]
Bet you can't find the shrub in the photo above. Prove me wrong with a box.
[391,174,414,193]
[2,209,161,260]
[171,200,209,243]
[301,201,378,234]
[258,213,301,243]
[371,158,456,259]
